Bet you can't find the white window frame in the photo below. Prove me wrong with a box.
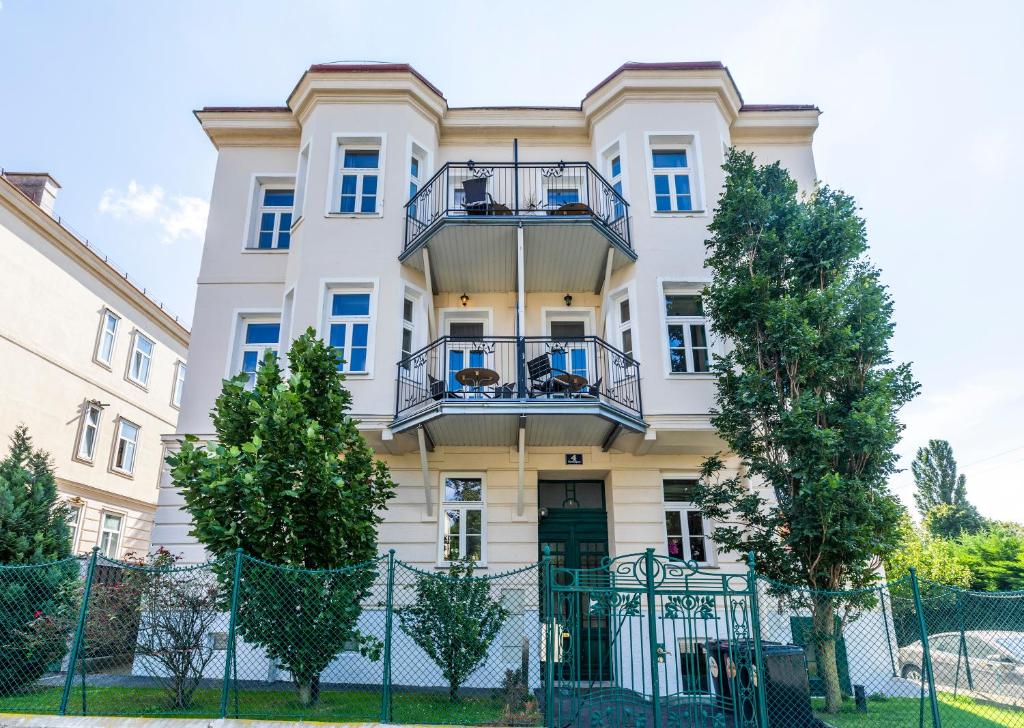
[110,417,140,476]
[242,174,295,252]
[644,132,706,216]
[607,286,635,362]
[171,361,186,408]
[228,312,282,385]
[662,476,715,567]
[406,137,431,209]
[293,142,312,225]
[93,309,120,368]
[600,137,629,221]
[98,511,125,559]
[317,279,380,377]
[437,472,487,566]
[126,330,155,388]
[75,402,103,463]
[326,133,387,218]
[399,284,428,370]
[658,280,714,378]
[66,502,83,553]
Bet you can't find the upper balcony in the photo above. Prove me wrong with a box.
[400,162,634,293]
[392,335,644,447]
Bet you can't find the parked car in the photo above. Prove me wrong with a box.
[899,631,1024,698]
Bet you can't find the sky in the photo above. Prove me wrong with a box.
[1,1,1021,521]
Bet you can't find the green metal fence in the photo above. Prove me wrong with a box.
[2,549,1023,727]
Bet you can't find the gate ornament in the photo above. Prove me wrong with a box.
[663,593,715,620]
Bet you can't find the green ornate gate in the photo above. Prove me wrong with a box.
[544,549,769,728]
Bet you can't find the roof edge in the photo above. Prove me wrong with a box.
[305,62,446,100]
[584,61,731,100]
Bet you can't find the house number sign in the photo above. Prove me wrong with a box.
[565,453,584,465]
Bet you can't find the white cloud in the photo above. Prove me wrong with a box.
[98,180,208,244]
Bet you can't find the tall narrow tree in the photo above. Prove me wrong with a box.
[691,150,917,713]
[168,330,395,705]
[0,426,78,694]
[912,439,984,537]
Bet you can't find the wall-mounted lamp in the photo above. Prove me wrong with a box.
[460,293,470,307]
[563,294,573,307]
[538,506,549,520]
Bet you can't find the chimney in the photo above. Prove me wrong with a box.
[4,172,60,215]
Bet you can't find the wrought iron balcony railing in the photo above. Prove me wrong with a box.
[394,335,642,422]
[403,161,631,252]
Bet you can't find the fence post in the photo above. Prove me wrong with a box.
[643,549,662,728]
[910,567,942,728]
[380,549,396,723]
[746,552,770,728]
[542,546,554,728]
[60,546,98,716]
[220,548,243,719]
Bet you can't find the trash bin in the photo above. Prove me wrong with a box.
[699,640,822,727]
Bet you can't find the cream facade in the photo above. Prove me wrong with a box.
[157,62,818,572]
[0,172,189,558]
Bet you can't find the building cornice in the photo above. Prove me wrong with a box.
[582,66,745,127]
[193,109,300,149]
[194,62,819,150]
[731,108,821,144]
[441,107,588,145]
[287,67,447,129]
[0,177,190,345]
[58,477,158,512]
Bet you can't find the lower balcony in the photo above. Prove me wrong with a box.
[391,336,645,447]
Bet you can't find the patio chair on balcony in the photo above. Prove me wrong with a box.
[427,374,446,401]
[461,177,510,216]
[577,377,602,398]
[527,354,570,396]
[494,382,516,399]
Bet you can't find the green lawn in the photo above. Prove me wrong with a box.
[0,685,514,725]
[813,693,1023,727]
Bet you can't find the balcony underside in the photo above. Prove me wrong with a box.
[391,400,646,448]
[399,217,636,293]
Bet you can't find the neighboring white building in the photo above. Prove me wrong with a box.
[156,61,819,575]
[0,171,189,558]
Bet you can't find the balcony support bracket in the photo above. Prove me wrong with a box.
[601,423,624,452]
[418,427,433,517]
[516,415,526,516]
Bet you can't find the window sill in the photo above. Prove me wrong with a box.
[650,210,707,218]
[325,212,384,219]
[435,563,488,570]
[241,248,290,254]
[92,358,113,371]
[125,377,150,392]
[72,455,96,467]
[108,467,136,481]
[666,373,716,380]
[340,371,373,380]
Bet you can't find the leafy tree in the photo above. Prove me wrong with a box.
[167,330,395,705]
[884,516,973,588]
[0,426,79,694]
[691,150,917,712]
[398,560,508,701]
[923,503,986,540]
[955,525,1024,591]
[912,439,985,537]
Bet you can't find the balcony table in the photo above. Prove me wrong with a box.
[455,367,500,393]
[552,372,589,394]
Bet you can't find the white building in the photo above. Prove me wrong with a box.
[0,171,189,558]
[157,61,818,575]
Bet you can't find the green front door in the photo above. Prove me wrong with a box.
[538,480,610,682]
